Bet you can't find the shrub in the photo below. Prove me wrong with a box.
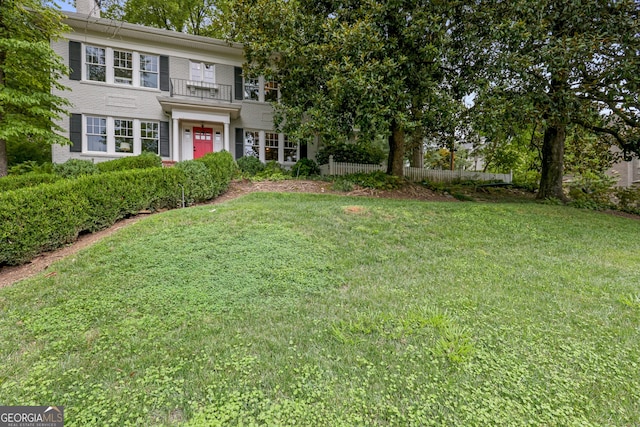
[237,155,265,176]
[96,152,162,173]
[174,160,217,205]
[316,142,386,165]
[195,151,238,192]
[53,159,99,178]
[341,171,402,190]
[0,173,61,192]
[8,161,54,175]
[255,161,290,181]
[0,168,183,266]
[291,158,320,177]
[567,173,616,210]
[613,186,640,215]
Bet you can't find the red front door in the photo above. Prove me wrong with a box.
[193,127,213,159]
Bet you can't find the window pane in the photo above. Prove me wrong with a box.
[141,121,159,154]
[244,130,260,157]
[114,119,133,153]
[86,116,106,152]
[140,55,159,88]
[265,132,279,161]
[284,136,297,162]
[85,46,106,82]
[114,50,133,85]
[244,77,259,100]
[264,80,279,102]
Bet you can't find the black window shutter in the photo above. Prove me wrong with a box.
[234,67,243,100]
[69,41,82,81]
[159,121,170,157]
[69,114,82,152]
[300,143,308,159]
[160,56,170,91]
[235,128,244,159]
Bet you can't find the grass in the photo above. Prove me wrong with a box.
[1,193,639,426]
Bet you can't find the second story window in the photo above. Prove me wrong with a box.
[264,80,280,102]
[140,55,158,88]
[86,46,106,82]
[113,50,133,85]
[244,76,260,101]
[83,45,159,89]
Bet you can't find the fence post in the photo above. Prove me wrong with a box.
[329,155,334,175]
[509,169,513,183]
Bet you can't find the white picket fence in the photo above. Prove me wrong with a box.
[319,155,512,183]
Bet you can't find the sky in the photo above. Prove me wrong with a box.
[51,1,75,12]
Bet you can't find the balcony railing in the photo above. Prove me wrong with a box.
[170,78,233,102]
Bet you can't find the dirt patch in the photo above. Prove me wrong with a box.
[343,205,367,214]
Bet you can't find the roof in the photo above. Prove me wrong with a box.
[63,12,244,57]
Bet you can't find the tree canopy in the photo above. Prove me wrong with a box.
[0,0,70,177]
[469,0,640,199]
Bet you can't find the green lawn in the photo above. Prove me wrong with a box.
[1,193,639,426]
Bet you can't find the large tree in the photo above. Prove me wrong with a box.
[232,0,463,176]
[471,0,640,199]
[0,0,70,177]
[102,0,233,38]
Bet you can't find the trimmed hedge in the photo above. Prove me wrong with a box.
[0,158,236,266]
[53,159,100,178]
[96,152,162,173]
[0,173,62,192]
[195,151,237,190]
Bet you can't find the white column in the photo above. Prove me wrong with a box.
[172,118,180,161]
[224,123,230,152]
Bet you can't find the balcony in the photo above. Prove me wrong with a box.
[170,78,233,103]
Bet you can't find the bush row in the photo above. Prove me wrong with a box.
[0,152,236,266]
[0,173,62,192]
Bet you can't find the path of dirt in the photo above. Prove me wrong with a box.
[0,180,452,288]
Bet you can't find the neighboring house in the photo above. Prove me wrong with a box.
[608,154,640,187]
[52,0,314,166]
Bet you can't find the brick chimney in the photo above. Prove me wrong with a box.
[76,0,101,18]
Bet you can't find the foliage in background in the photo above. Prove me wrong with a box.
[254,161,290,181]
[8,160,53,175]
[291,158,320,177]
[315,142,386,166]
[52,159,100,179]
[331,171,402,192]
[96,152,162,173]
[424,146,472,171]
[0,0,71,177]
[6,140,52,168]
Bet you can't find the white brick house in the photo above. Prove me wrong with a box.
[52,1,314,166]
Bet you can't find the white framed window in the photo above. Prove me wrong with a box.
[244,130,260,157]
[141,121,159,154]
[140,55,159,88]
[114,119,134,153]
[264,80,280,102]
[86,116,107,152]
[84,116,160,155]
[83,45,159,89]
[86,46,106,82]
[265,132,279,161]
[113,50,133,85]
[244,76,260,101]
[284,136,297,163]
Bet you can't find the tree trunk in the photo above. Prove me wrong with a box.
[386,119,405,177]
[0,138,7,177]
[410,144,423,168]
[537,124,567,201]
